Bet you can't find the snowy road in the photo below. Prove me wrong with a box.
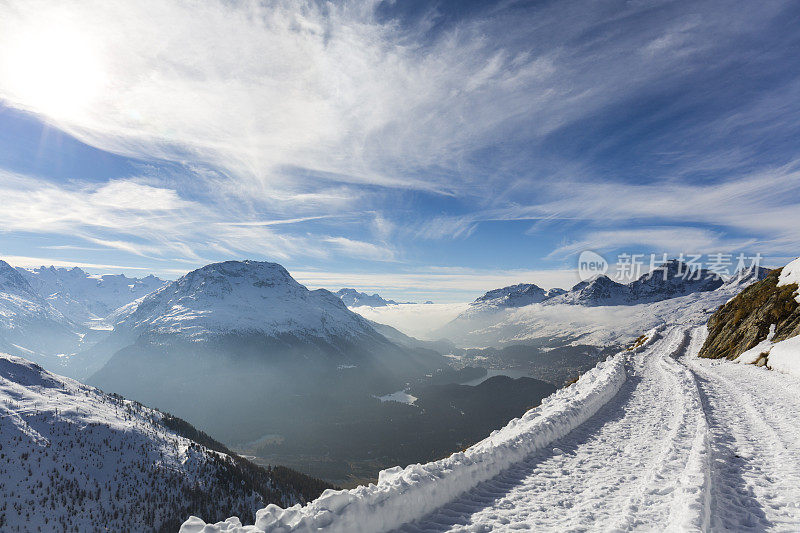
[396,328,800,532]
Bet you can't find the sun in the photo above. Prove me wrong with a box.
[1,23,106,120]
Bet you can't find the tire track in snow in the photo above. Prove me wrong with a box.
[397,329,713,532]
[686,339,800,531]
[611,328,712,532]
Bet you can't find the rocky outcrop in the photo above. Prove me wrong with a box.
[699,268,800,360]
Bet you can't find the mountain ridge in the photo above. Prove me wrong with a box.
[0,352,332,532]
[0,260,82,364]
[336,288,413,307]
[16,265,165,325]
[86,260,445,444]
[468,259,757,312]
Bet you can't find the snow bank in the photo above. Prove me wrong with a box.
[735,324,776,364]
[778,257,800,303]
[765,335,800,377]
[733,324,800,379]
[181,352,628,533]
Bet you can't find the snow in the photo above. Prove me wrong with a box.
[777,257,800,303]
[767,335,800,379]
[184,321,800,532]
[0,352,301,531]
[181,339,628,532]
[16,265,165,324]
[436,271,759,349]
[732,323,800,379]
[115,261,379,341]
[686,337,800,530]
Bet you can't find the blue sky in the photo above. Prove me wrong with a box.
[0,0,799,302]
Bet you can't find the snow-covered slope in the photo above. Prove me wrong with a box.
[0,353,330,532]
[438,263,757,349]
[470,283,565,311]
[17,265,165,325]
[87,261,444,442]
[0,260,82,364]
[185,323,800,532]
[469,260,723,314]
[114,261,379,342]
[335,288,405,307]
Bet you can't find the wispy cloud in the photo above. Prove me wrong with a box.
[545,228,751,260]
[414,163,800,260]
[0,171,396,264]
[1,0,793,200]
[0,0,798,291]
[322,237,397,262]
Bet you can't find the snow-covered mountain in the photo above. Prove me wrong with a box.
[549,275,628,306]
[438,261,765,349]
[0,260,82,364]
[88,261,444,442]
[470,260,724,313]
[472,283,566,309]
[113,262,381,342]
[0,352,330,532]
[335,288,409,307]
[16,265,165,325]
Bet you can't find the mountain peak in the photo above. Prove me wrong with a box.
[180,260,299,290]
[116,260,375,341]
[554,274,629,305]
[336,288,399,307]
[726,264,772,286]
[569,274,619,291]
[630,260,723,299]
[475,283,547,302]
[0,259,38,296]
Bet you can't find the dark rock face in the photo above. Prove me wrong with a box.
[628,259,723,301]
[699,268,800,360]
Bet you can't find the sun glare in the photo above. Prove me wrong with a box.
[2,24,106,120]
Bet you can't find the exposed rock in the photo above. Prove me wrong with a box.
[699,268,800,360]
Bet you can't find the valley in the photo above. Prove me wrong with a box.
[2,255,799,532]
[3,3,799,530]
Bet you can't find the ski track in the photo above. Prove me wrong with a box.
[396,327,800,532]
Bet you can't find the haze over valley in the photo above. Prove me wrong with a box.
[2,0,800,531]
